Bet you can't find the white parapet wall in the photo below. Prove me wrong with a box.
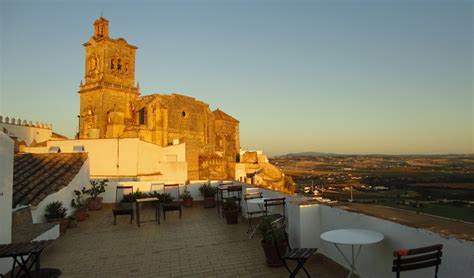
[102,180,223,203]
[30,159,91,223]
[0,132,14,275]
[0,119,53,146]
[289,203,474,278]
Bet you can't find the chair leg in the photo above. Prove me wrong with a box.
[130,213,133,224]
[289,261,303,278]
[300,260,311,277]
[247,215,253,233]
[179,209,182,219]
[163,210,166,221]
[113,214,117,225]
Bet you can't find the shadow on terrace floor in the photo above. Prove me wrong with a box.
[40,204,351,278]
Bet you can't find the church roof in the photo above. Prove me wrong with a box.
[51,132,69,140]
[12,153,88,208]
[213,109,239,123]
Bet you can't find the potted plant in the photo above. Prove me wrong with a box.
[83,179,108,210]
[180,186,193,207]
[71,189,88,222]
[257,216,288,267]
[199,182,217,208]
[148,192,173,203]
[223,198,239,224]
[44,201,68,235]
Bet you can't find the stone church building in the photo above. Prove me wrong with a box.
[78,17,239,180]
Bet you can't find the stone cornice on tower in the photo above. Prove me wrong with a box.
[78,81,140,95]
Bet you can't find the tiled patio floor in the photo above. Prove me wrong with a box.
[40,204,350,278]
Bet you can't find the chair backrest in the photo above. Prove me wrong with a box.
[150,182,164,194]
[227,185,242,199]
[244,192,263,213]
[116,186,133,208]
[163,184,181,200]
[270,217,290,258]
[244,192,263,201]
[392,244,443,278]
[264,197,286,217]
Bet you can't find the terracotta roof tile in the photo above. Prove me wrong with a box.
[13,153,88,208]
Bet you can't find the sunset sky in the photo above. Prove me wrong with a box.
[0,0,472,155]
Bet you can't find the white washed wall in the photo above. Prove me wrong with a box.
[0,123,52,146]
[291,203,474,278]
[0,133,14,275]
[38,139,187,179]
[31,159,91,223]
[33,225,60,241]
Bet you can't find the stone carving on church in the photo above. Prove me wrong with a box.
[87,54,100,81]
[83,106,97,130]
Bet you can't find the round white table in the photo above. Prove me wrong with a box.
[320,229,384,278]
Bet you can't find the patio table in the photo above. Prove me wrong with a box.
[136,197,160,227]
[0,240,60,278]
[320,228,384,278]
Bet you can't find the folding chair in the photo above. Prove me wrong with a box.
[150,182,164,195]
[264,197,286,220]
[393,244,443,278]
[244,192,263,233]
[271,217,318,278]
[112,186,134,225]
[162,184,182,220]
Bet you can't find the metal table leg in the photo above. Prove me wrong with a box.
[333,244,362,278]
[136,201,140,227]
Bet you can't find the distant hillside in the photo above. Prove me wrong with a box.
[279,152,342,157]
[275,152,474,158]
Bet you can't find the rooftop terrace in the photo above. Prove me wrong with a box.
[39,204,349,278]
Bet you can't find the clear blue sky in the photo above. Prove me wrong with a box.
[1,0,472,155]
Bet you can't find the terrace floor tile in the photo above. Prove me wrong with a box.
[40,204,352,277]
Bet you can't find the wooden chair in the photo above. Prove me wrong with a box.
[392,244,443,278]
[112,186,134,225]
[270,217,318,277]
[162,184,182,220]
[244,192,263,233]
[264,197,286,220]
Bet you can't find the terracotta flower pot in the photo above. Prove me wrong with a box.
[224,209,239,224]
[75,208,87,222]
[182,198,193,207]
[203,197,216,208]
[261,239,288,267]
[88,197,103,211]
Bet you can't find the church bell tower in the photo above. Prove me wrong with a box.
[78,17,140,139]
